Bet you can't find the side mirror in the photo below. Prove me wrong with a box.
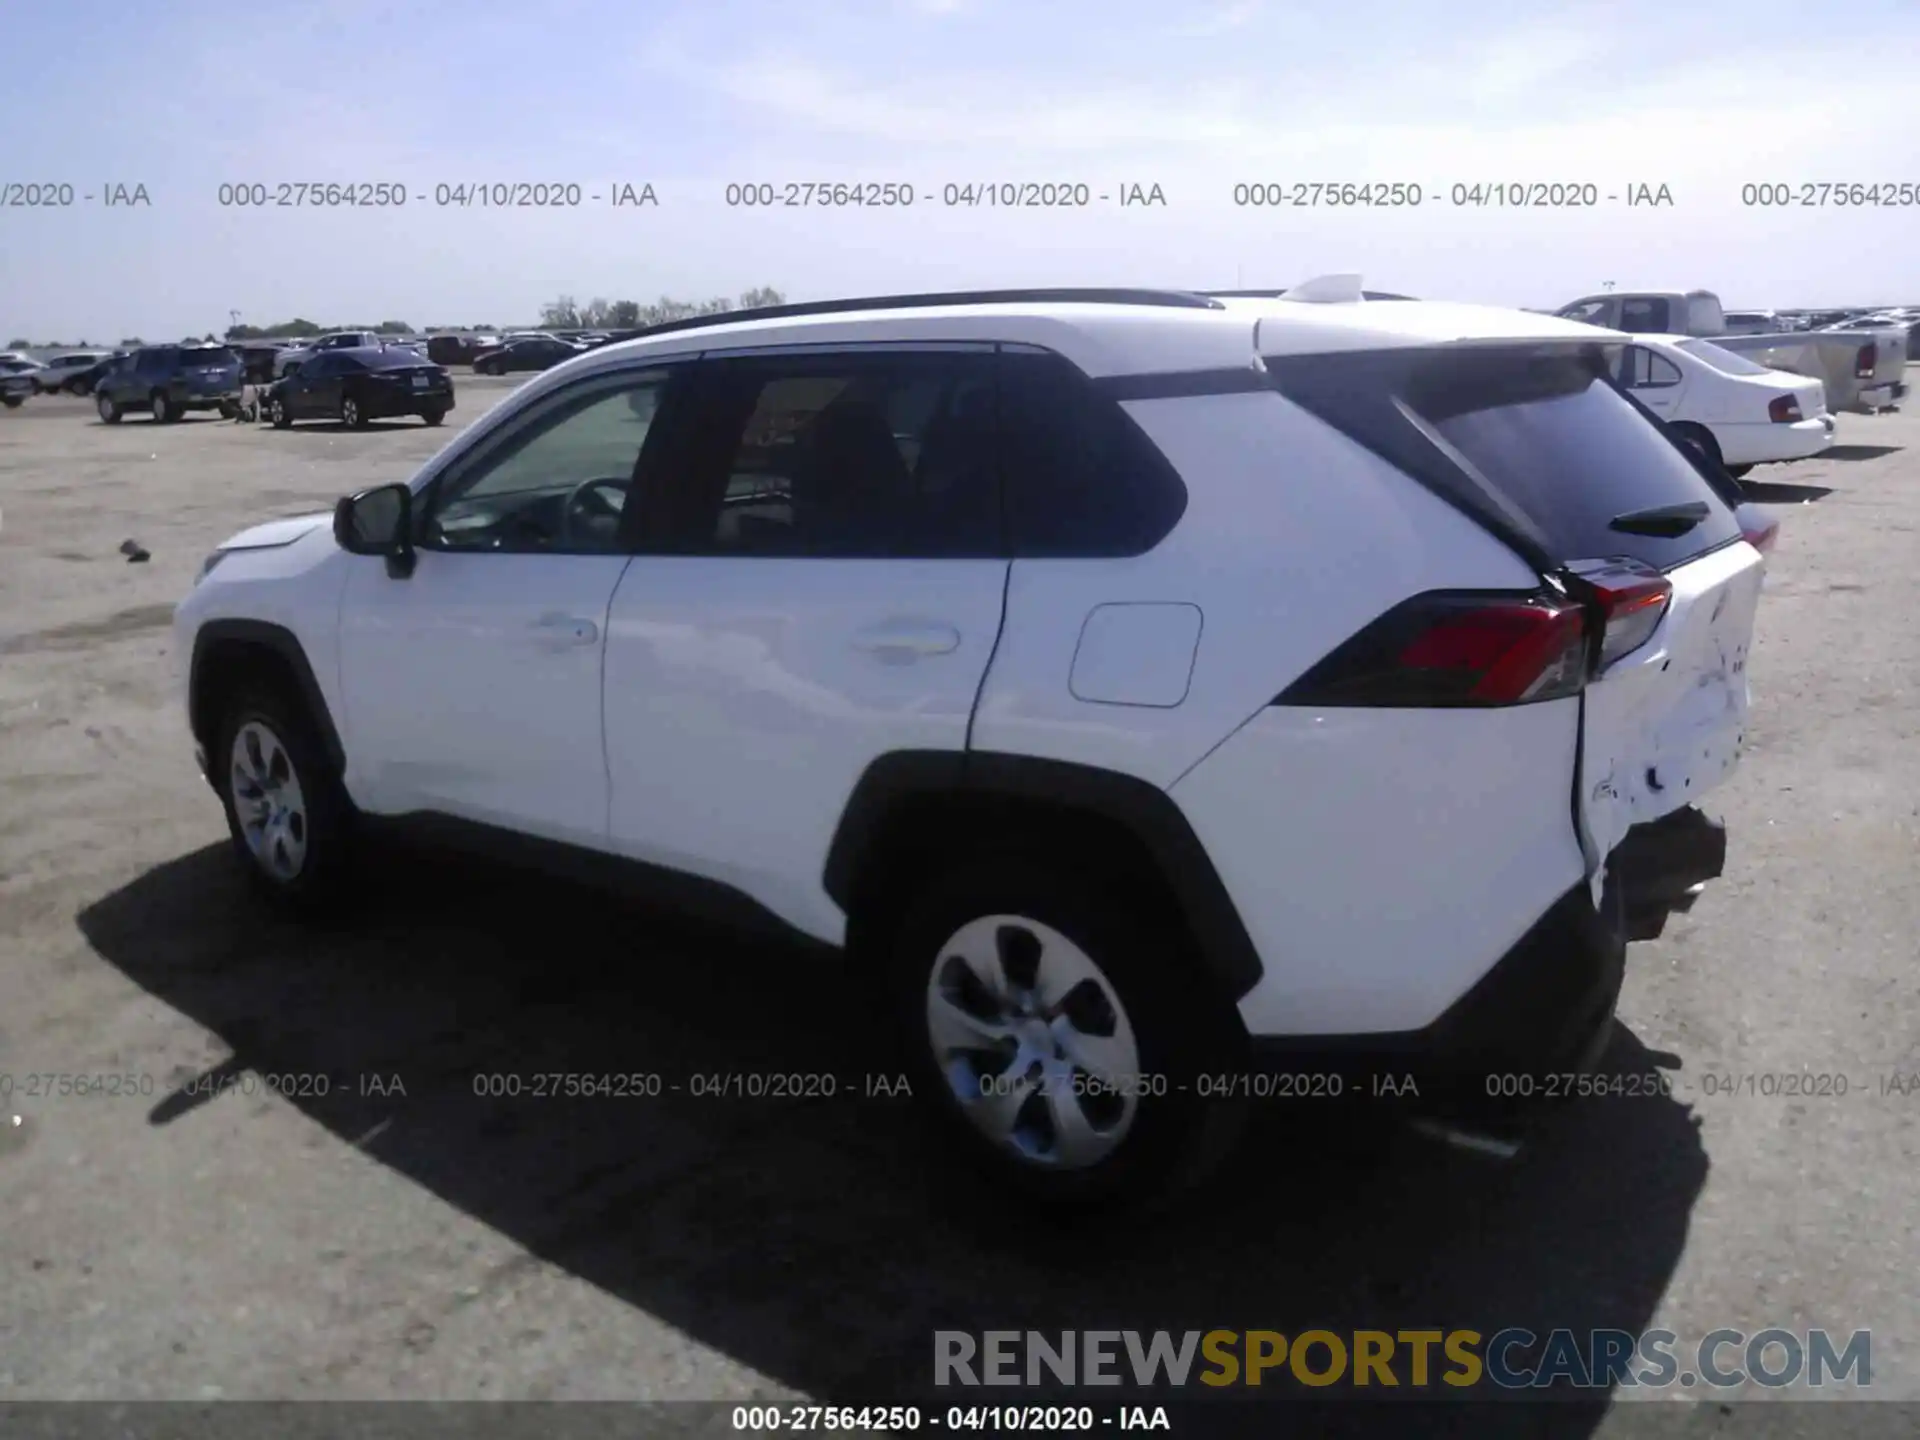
[333,482,415,578]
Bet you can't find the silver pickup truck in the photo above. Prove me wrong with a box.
[1557,289,1908,413]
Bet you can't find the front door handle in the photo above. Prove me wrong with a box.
[852,619,961,664]
[531,613,599,646]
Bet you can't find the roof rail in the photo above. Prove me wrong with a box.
[604,287,1226,344]
[1204,288,1419,301]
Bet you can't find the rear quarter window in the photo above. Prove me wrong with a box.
[997,349,1188,557]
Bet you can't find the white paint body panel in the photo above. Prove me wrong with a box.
[1577,540,1766,869]
[1174,702,1588,1035]
[601,557,1009,945]
[334,550,632,848]
[971,390,1541,788]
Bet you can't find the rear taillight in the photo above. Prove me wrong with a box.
[1768,394,1801,423]
[1276,592,1589,708]
[1738,507,1780,554]
[1566,560,1673,671]
[1855,343,1876,378]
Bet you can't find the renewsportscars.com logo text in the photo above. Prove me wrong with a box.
[934,1328,1871,1391]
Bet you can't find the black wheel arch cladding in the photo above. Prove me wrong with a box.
[825,750,1264,1001]
[189,620,345,774]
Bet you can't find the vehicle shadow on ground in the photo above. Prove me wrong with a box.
[265,422,441,435]
[1739,481,1834,504]
[89,416,233,428]
[1822,444,1902,461]
[77,843,1709,1438]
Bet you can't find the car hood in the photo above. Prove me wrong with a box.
[220,511,332,551]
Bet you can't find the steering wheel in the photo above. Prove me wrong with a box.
[559,476,629,546]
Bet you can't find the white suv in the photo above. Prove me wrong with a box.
[174,282,1770,1205]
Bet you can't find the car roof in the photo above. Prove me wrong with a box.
[583,291,1625,379]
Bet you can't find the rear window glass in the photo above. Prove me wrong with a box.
[181,347,237,366]
[1677,339,1772,376]
[1402,350,1741,570]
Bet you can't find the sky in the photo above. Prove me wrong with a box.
[3,0,1918,342]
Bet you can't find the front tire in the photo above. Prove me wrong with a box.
[887,856,1246,1210]
[341,394,366,428]
[1725,463,1754,480]
[150,390,174,423]
[2,394,20,409]
[213,686,355,915]
[97,392,122,423]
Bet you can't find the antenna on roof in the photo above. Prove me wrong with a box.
[1281,274,1365,304]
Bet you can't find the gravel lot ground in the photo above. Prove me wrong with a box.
[1,379,1916,1434]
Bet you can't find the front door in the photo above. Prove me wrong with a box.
[334,366,676,847]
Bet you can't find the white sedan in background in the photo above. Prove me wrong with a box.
[1611,333,1835,479]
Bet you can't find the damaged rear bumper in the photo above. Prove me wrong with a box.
[1609,805,1727,941]
[1242,879,1627,1117]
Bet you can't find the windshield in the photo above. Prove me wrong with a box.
[1676,339,1773,377]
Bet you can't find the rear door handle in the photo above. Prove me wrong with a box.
[852,619,961,663]
[531,613,599,646]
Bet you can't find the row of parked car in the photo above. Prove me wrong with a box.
[0,338,459,428]
[0,327,619,406]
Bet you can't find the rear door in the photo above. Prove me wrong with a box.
[601,344,1008,942]
[1399,349,1763,873]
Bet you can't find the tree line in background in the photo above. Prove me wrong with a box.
[6,288,786,351]
[537,287,786,331]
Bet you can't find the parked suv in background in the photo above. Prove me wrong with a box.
[96,344,244,422]
[174,284,1770,1206]
[266,346,454,428]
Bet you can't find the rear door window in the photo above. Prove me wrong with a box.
[1403,349,1740,569]
[1617,298,1670,333]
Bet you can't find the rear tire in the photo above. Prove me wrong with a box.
[1724,463,1754,480]
[341,394,366,429]
[269,396,291,429]
[885,854,1247,1212]
[212,684,356,917]
[97,392,121,423]
[420,407,445,426]
[2,394,20,410]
